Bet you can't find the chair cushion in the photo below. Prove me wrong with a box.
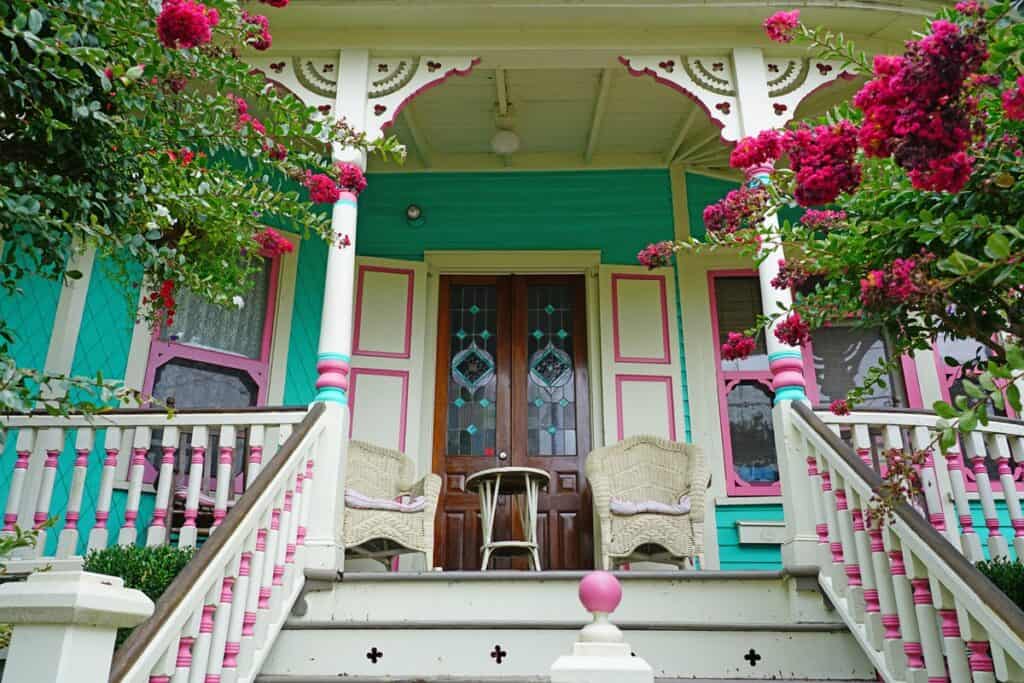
[174,487,236,508]
[610,495,691,516]
[345,488,427,513]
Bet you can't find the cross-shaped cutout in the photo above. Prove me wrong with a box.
[366,647,383,664]
[744,648,761,667]
[491,644,507,664]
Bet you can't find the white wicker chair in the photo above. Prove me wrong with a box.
[585,435,707,570]
[341,440,441,567]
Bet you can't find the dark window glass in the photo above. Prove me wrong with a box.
[715,277,768,371]
[152,358,258,409]
[526,285,576,456]
[811,327,906,408]
[446,285,498,456]
[726,380,778,485]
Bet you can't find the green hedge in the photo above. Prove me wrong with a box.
[977,557,1024,611]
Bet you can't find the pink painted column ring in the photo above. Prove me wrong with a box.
[315,358,350,391]
[579,570,622,614]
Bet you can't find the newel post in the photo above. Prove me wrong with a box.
[0,570,153,683]
[731,47,817,571]
[304,48,371,577]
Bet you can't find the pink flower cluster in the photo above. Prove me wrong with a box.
[853,20,987,193]
[729,129,784,170]
[336,163,368,195]
[763,10,800,43]
[786,121,862,206]
[305,173,341,204]
[721,332,757,361]
[228,94,266,135]
[769,259,812,291]
[773,312,811,346]
[255,228,294,255]
[859,257,925,309]
[637,241,675,269]
[800,209,847,231]
[242,10,272,51]
[156,0,219,50]
[955,0,983,16]
[1002,76,1024,121]
[829,399,851,416]
[264,142,288,160]
[702,185,769,234]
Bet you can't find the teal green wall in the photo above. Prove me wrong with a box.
[283,236,328,406]
[685,171,803,241]
[356,170,674,263]
[716,503,784,570]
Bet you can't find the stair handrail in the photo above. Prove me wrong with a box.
[110,401,327,683]
[790,401,1024,681]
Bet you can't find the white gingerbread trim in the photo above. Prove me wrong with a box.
[248,55,478,141]
[764,58,855,127]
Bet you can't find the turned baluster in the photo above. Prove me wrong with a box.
[148,426,179,547]
[147,641,178,683]
[847,486,883,652]
[940,438,983,562]
[867,519,906,679]
[180,427,209,549]
[204,558,238,683]
[255,491,285,643]
[886,533,926,683]
[238,511,271,671]
[245,425,265,487]
[120,426,151,546]
[174,601,203,681]
[818,462,849,594]
[3,428,36,534]
[221,529,257,683]
[57,428,94,557]
[187,582,221,683]
[957,611,996,683]
[294,457,315,564]
[905,552,949,683]
[963,431,1008,559]
[933,584,970,683]
[909,426,959,547]
[32,428,65,555]
[88,427,121,551]
[212,425,236,535]
[831,471,865,622]
[986,432,1024,560]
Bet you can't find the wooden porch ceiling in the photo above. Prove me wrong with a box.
[369,63,861,174]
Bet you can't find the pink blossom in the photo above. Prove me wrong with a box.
[265,142,288,160]
[908,152,973,193]
[156,0,219,50]
[784,121,862,206]
[763,10,800,43]
[773,312,811,347]
[255,228,294,255]
[702,186,769,234]
[241,11,272,51]
[637,241,675,269]
[769,259,812,291]
[955,0,983,14]
[729,129,784,170]
[261,0,290,6]
[305,172,341,204]
[335,162,368,195]
[800,209,847,231]
[859,257,927,309]
[830,399,851,416]
[1002,77,1024,121]
[721,332,757,361]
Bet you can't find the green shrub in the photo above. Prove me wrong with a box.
[83,545,195,646]
[977,557,1024,611]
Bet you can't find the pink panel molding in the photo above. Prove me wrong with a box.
[352,265,415,360]
[348,368,410,453]
[611,273,671,365]
[614,374,677,442]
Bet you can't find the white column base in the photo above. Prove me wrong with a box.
[551,642,654,683]
[0,570,153,683]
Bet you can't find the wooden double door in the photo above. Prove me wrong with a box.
[432,274,593,570]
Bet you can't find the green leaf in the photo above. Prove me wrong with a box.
[28,9,43,33]
[933,401,957,419]
[963,380,986,399]
[1007,344,1024,370]
[940,427,957,452]
[959,410,978,433]
[1008,383,1022,414]
[984,233,1012,260]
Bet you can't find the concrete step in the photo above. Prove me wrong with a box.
[258,570,875,681]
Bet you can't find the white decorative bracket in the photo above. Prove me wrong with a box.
[620,55,853,142]
[248,55,479,140]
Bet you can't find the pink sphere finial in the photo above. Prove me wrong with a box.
[579,571,622,614]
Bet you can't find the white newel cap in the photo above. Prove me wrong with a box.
[0,570,154,628]
[550,571,654,683]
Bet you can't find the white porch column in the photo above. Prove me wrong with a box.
[304,48,371,576]
[731,47,815,570]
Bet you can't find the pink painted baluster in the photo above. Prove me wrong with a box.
[818,467,849,592]
[119,426,151,546]
[57,429,94,557]
[942,442,983,562]
[222,538,255,683]
[212,425,236,535]
[909,426,956,544]
[933,583,970,683]
[88,428,121,552]
[188,588,220,683]
[175,605,202,681]
[32,428,64,554]
[239,520,270,667]
[907,571,949,683]
[203,570,236,683]
[147,642,178,683]
[987,433,1024,560]
[848,489,883,651]
[245,425,265,487]
[867,522,906,679]
[966,641,995,683]
[832,475,865,623]
[295,459,315,563]
[805,454,831,568]
[3,428,36,534]
[886,542,926,680]
[148,426,179,547]
[257,494,285,640]
[180,427,210,549]
[851,423,874,471]
[963,431,1009,559]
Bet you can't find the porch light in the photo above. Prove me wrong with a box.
[490,129,520,156]
[406,204,425,227]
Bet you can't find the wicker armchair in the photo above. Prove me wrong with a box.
[585,435,707,570]
[341,440,441,567]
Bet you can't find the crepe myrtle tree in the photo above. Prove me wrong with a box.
[638,2,1024,458]
[0,0,404,414]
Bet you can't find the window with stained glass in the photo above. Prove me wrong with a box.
[526,285,577,456]
[446,285,498,456]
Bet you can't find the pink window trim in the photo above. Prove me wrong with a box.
[800,332,924,409]
[613,374,677,442]
[610,273,671,365]
[351,265,415,360]
[347,367,410,453]
[140,252,282,484]
[708,269,782,497]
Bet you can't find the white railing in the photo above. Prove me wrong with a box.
[816,408,1024,564]
[109,402,327,683]
[789,402,1024,683]
[0,406,309,565]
